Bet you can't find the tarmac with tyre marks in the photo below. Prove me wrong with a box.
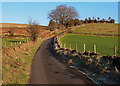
[28,37,98,85]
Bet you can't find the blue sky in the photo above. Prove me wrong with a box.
[2,2,118,26]
[1,0,120,2]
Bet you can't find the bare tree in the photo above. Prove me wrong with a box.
[28,18,39,42]
[48,5,79,27]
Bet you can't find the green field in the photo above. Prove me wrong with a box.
[73,23,118,35]
[2,38,29,47]
[60,34,119,56]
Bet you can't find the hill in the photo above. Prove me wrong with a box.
[0,23,28,28]
[0,23,47,28]
[1,23,53,38]
[72,23,119,36]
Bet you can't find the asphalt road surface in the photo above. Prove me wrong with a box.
[28,37,98,85]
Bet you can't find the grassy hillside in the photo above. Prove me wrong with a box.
[0,23,47,28]
[73,23,119,35]
[60,34,119,56]
[1,23,54,38]
[0,23,28,28]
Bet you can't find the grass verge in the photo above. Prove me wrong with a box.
[2,39,45,84]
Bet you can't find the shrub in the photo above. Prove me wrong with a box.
[8,27,16,37]
[28,19,39,42]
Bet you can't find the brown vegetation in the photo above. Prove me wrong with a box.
[1,23,53,38]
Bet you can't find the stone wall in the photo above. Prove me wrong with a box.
[53,31,120,84]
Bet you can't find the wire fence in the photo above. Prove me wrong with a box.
[60,42,118,56]
[2,38,30,48]
[56,32,119,56]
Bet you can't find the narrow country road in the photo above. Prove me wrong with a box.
[28,37,97,85]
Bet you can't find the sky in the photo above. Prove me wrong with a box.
[1,0,120,2]
[2,2,119,26]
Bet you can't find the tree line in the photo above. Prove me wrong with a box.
[81,17,115,24]
[48,5,115,30]
[48,17,115,30]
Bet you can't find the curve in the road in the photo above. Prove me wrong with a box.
[28,37,98,85]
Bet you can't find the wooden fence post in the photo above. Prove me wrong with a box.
[94,44,96,53]
[60,43,62,48]
[84,43,85,52]
[27,37,29,41]
[70,43,71,49]
[64,43,65,49]
[11,42,12,46]
[4,42,6,47]
[114,46,116,56]
[76,44,77,51]
[115,66,119,73]
[58,39,60,46]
